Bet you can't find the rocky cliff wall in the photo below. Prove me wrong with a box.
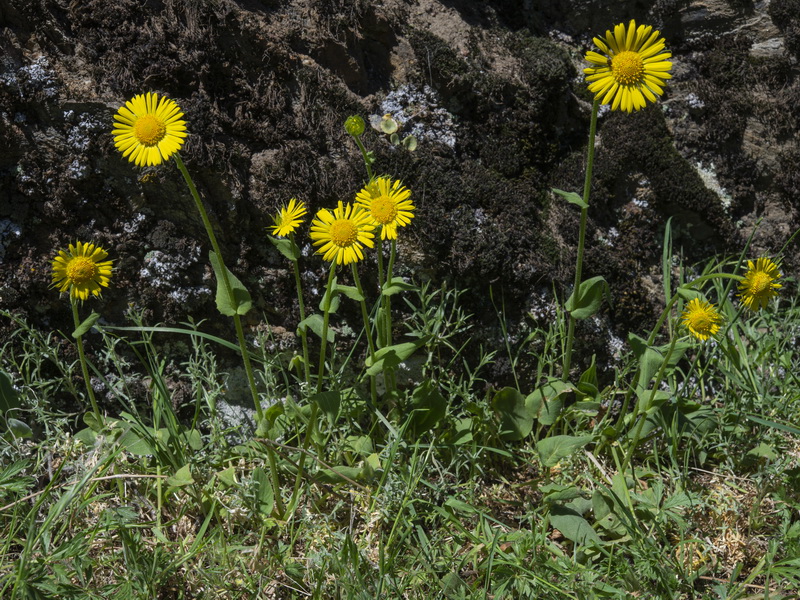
[1,0,798,387]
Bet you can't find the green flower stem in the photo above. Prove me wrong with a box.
[352,264,377,361]
[288,263,337,515]
[289,233,311,385]
[620,333,679,474]
[384,239,397,348]
[317,264,339,393]
[173,153,263,422]
[353,136,374,181]
[563,98,599,382]
[71,299,101,421]
[174,153,284,516]
[376,237,386,346]
[353,264,380,404]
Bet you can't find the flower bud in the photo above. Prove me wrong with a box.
[344,115,365,137]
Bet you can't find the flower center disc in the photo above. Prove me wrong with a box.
[611,51,644,85]
[67,257,98,284]
[134,115,167,146]
[371,198,398,225]
[750,272,772,294]
[330,220,357,247]
[694,316,711,331]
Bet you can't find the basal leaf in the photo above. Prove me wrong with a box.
[536,434,592,468]
[492,387,534,441]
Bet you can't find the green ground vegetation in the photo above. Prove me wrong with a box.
[1,255,799,598]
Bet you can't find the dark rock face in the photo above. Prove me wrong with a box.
[1,0,797,389]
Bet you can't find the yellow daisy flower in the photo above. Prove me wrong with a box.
[681,298,723,342]
[354,177,415,240]
[310,201,375,265]
[738,258,782,311]
[584,20,673,113]
[271,198,307,237]
[112,92,188,167]
[51,241,113,302]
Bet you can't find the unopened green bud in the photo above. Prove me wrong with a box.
[345,115,365,137]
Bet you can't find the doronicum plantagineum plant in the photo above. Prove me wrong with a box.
[50,241,114,422]
[268,198,311,385]
[555,20,674,382]
[112,91,284,516]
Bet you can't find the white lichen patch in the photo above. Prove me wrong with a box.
[686,92,705,109]
[598,226,619,247]
[18,57,58,98]
[140,245,211,302]
[123,213,147,234]
[66,112,104,152]
[379,84,456,148]
[695,162,733,212]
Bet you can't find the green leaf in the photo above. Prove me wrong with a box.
[526,378,570,426]
[216,467,236,487]
[365,337,428,376]
[6,418,32,439]
[636,388,671,412]
[74,427,97,446]
[298,314,334,342]
[319,289,341,314]
[268,236,300,262]
[83,411,104,433]
[629,334,689,389]
[492,387,534,441]
[208,250,252,316]
[536,435,592,468]
[748,442,778,461]
[541,483,582,503]
[361,453,381,481]
[549,504,602,547]
[252,467,275,516]
[402,135,418,151]
[118,427,155,456]
[72,312,101,338]
[446,417,473,445]
[441,572,468,596]
[315,465,363,484]
[552,188,588,209]
[592,491,626,537]
[184,429,203,451]
[408,381,447,436]
[389,132,400,145]
[310,390,340,424]
[334,282,364,302]
[166,464,195,487]
[565,276,609,319]
[380,115,399,134]
[345,435,374,456]
[579,356,598,388]
[744,414,800,436]
[444,497,478,514]
[676,286,703,302]
[662,217,673,301]
[0,371,21,422]
[382,277,418,297]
